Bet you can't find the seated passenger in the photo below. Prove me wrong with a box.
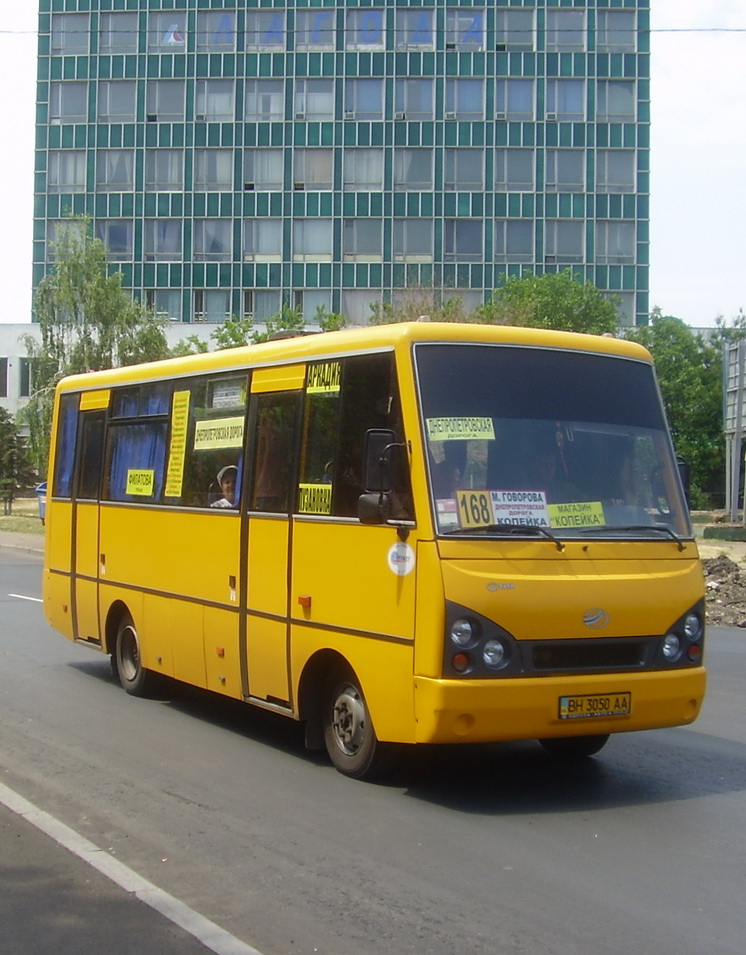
[211,465,238,508]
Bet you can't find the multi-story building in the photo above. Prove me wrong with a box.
[34,1,649,327]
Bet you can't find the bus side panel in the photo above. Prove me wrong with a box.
[413,540,447,679]
[44,500,74,641]
[204,605,242,699]
[73,501,101,644]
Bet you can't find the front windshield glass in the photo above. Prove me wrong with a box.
[415,343,691,540]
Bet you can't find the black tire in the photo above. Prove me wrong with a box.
[114,613,156,697]
[322,666,394,780]
[539,734,610,758]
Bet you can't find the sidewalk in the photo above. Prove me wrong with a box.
[0,531,44,555]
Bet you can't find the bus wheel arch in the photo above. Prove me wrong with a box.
[106,603,156,697]
[298,649,348,752]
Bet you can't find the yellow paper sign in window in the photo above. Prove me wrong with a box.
[194,416,245,451]
[307,361,341,394]
[165,390,190,497]
[126,470,155,496]
[548,501,605,528]
[298,483,332,515]
[426,417,495,442]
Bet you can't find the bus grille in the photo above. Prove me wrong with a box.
[531,639,648,673]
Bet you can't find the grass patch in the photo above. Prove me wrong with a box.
[0,497,45,536]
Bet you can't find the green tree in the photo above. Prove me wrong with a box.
[625,311,723,506]
[475,269,620,335]
[0,408,35,512]
[170,334,210,358]
[368,287,474,325]
[21,217,169,475]
[210,304,347,351]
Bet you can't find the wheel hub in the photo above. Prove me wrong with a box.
[331,685,366,755]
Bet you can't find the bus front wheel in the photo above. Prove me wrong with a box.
[539,734,610,758]
[322,667,393,779]
[114,614,156,697]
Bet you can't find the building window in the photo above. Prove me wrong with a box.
[295,79,335,121]
[445,79,485,120]
[96,150,135,192]
[46,219,86,261]
[49,82,88,124]
[245,11,286,51]
[342,290,381,325]
[148,13,187,52]
[244,80,284,122]
[144,149,183,192]
[194,149,233,191]
[0,358,7,398]
[19,358,31,399]
[194,220,233,262]
[597,81,636,122]
[196,80,235,122]
[393,219,433,263]
[445,9,485,52]
[494,220,534,262]
[293,149,334,191]
[444,220,483,263]
[343,220,383,262]
[394,148,434,191]
[494,149,534,192]
[293,219,333,262]
[495,9,534,51]
[545,10,585,52]
[194,290,231,323]
[51,13,89,55]
[545,149,585,192]
[144,220,182,262]
[48,150,86,194]
[596,221,636,265]
[596,150,636,194]
[243,149,284,190]
[344,78,384,120]
[444,149,483,192]
[146,80,186,123]
[296,10,336,51]
[546,79,585,122]
[597,11,636,54]
[196,11,236,52]
[295,290,332,322]
[100,12,139,54]
[545,220,584,263]
[345,10,385,51]
[344,149,384,192]
[97,81,137,123]
[243,219,283,262]
[613,292,636,326]
[147,289,182,322]
[495,79,535,121]
[95,220,134,261]
[394,78,434,120]
[395,9,435,51]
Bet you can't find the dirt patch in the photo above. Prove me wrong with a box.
[704,555,746,627]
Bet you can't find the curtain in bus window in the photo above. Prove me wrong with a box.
[53,394,79,498]
[106,422,168,502]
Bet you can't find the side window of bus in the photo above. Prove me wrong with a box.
[103,384,171,503]
[76,412,106,500]
[300,353,413,520]
[168,375,248,508]
[53,393,79,498]
[250,392,300,513]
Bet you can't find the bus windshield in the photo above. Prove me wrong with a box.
[415,342,691,540]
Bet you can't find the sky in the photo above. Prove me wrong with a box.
[0,2,744,329]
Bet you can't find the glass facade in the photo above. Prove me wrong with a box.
[34,1,650,326]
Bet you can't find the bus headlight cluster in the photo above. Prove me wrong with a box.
[445,604,519,678]
[659,604,704,667]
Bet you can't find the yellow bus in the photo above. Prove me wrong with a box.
[43,322,706,778]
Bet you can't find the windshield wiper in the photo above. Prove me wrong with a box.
[582,524,686,551]
[443,522,565,551]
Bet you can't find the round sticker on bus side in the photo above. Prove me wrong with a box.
[388,542,415,576]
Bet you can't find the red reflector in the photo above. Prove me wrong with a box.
[687,644,702,662]
[452,652,471,673]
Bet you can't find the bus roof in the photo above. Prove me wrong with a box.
[56,322,653,394]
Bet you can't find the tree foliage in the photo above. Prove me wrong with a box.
[210,305,347,350]
[21,217,169,475]
[475,270,620,335]
[0,407,35,506]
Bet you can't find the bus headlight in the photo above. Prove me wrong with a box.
[683,613,702,641]
[662,633,681,661]
[450,618,477,648]
[482,639,507,669]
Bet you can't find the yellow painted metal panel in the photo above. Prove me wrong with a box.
[250,364,306,393]
[79,389,111,411]
[246,517,290,702]
[204,606,242,698]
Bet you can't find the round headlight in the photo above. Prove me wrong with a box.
[683,613,702,641]
[483,639,507,669]
[450,618,476,648]
[662,633,681,660]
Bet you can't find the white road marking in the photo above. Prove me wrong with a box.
[8,593,42,603]
[0,781,264,955]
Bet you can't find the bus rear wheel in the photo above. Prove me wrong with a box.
[322,667,394,780]
[114,613,156,697]
[539,734,610,758]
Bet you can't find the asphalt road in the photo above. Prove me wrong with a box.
[2,546,746,955]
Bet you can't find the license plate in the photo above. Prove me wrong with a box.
[559,692,631,720]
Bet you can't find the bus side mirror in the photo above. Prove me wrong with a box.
[363,429,396,493]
